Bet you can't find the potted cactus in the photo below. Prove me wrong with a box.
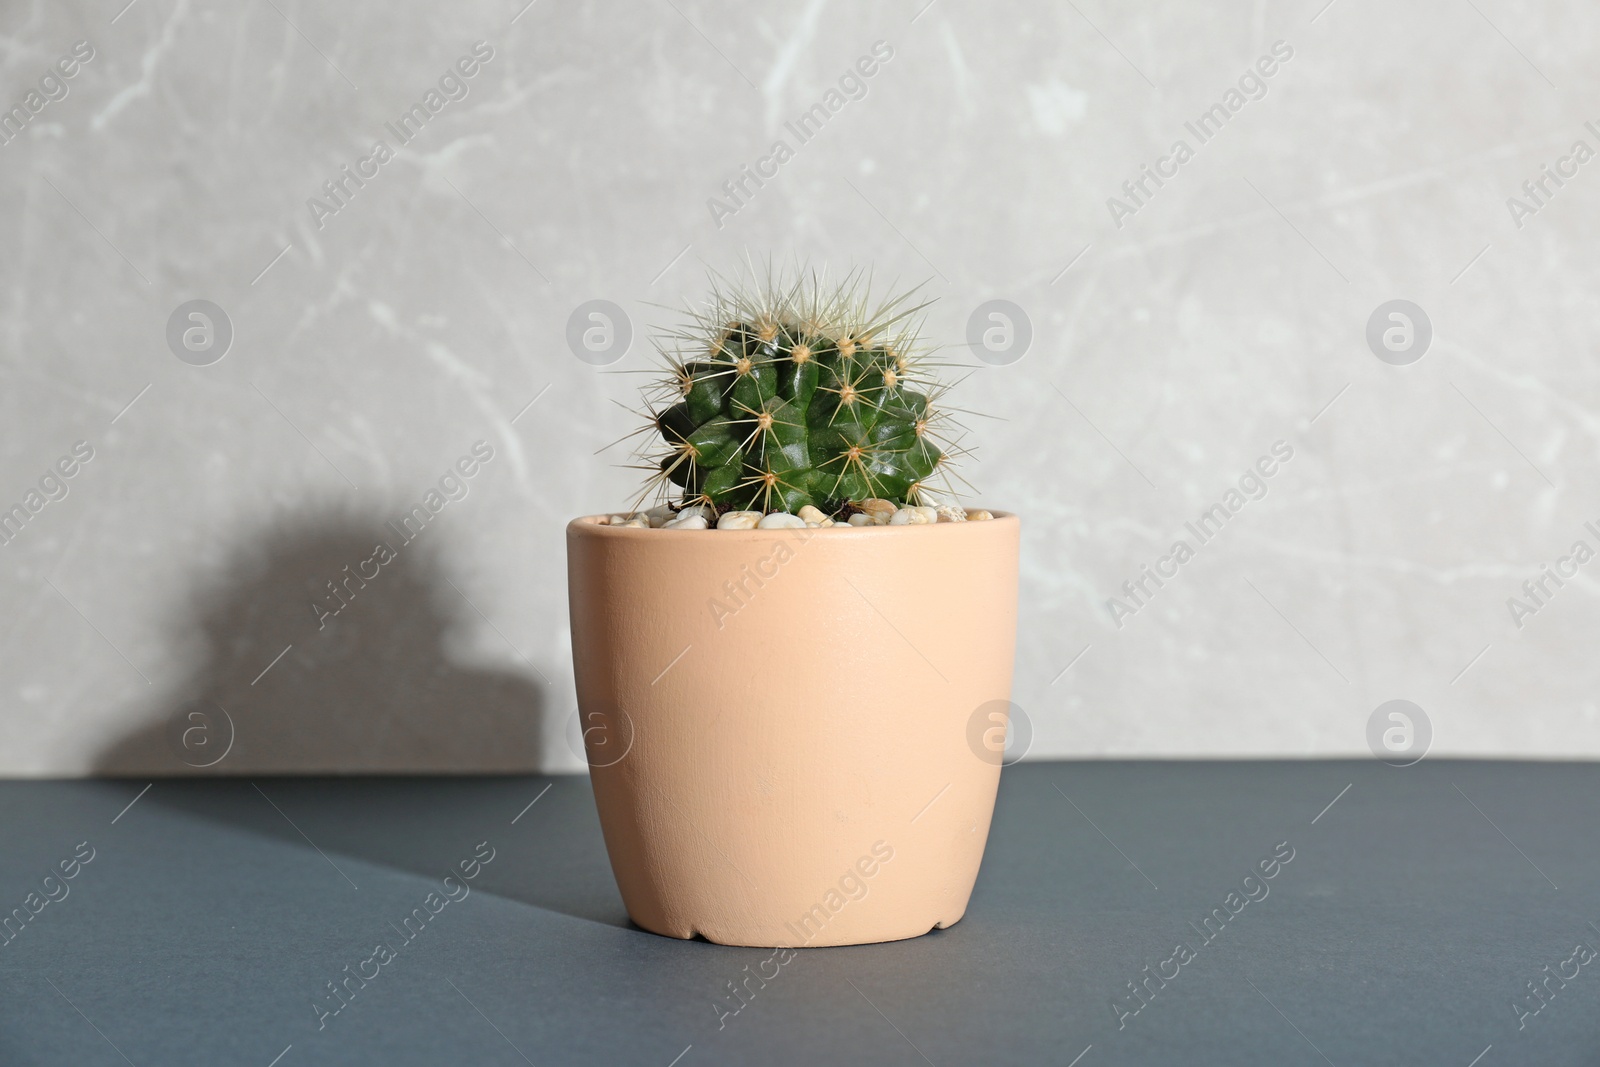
[566,269,1019,947]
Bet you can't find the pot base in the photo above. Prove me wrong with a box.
[631,911,967,949]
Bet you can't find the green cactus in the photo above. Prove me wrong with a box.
[638,271,963,515]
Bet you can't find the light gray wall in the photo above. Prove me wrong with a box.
[2,0,1595,775]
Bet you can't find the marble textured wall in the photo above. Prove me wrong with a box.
[2,0,1595,775]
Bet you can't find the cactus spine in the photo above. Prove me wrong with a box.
[638,269,963,515]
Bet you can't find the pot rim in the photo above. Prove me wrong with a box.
[568,510,1017,538]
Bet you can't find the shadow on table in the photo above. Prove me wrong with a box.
[91,509,631,929]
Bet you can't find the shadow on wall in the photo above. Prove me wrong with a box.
[95,510,546,776]
[90,513,636,929]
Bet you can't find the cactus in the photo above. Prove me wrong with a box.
[635,269,965,515]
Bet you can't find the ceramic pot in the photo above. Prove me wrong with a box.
[565,511,1019,947]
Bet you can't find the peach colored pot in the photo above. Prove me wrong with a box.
[565,511,1019,947]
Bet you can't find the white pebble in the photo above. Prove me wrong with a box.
[675,504,712,522]
[717,510,762,530]
[797,505,830,525]
[936,505,967,522]
[889,506,932,525]
[662,514,708,530]
[614,516,649,529]
[912,505,938,523]
[645,505,675,528]
[847,513,872,526]
[758,512,806,529]
[968,509,995,521]
[858,498,897,525]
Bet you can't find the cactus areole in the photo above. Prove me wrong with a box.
[641,271,962,515]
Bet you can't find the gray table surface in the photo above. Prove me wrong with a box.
[2,761,1595,1066]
